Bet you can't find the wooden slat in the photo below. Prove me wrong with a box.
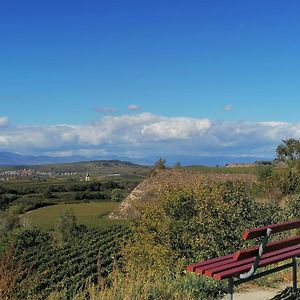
[195,258,233,275]
[213,245,300,280]
[234,235,300,261]
[242,219,300,240]
[206,243,300,278]
[186,254,233,272]
[205,256,254,277]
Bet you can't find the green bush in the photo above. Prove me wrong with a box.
[285,194,300,220]
[125,183,255,269]
[122,181,286,298]
[57,210,79,242]
[256,165,273,181]
[111,188,125,202]
[275,170,300,195]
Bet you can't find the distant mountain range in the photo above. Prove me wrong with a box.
[0,152,87,166]
[0,151,272,167]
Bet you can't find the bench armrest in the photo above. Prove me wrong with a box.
[240,228,272,279]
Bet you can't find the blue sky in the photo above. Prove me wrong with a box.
[1,1,300,160]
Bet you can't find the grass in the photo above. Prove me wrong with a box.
[20,202,126,230]
[47,266,222,300]
[184,165,288,176]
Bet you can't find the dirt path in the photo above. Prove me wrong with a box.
[222,284,300,300]
[223,287,282,300]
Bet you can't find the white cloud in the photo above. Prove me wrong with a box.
[0,116,9,127]
[95,107,117,113]
[128,105,140,111]
[0,113,299,159]
[141,117,211,140]
[224,104,232,112]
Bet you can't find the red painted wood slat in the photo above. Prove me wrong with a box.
[206,243,300,277]
[186,254,233,272]
[242,219,300,240]
[213,246,300,280]
[195,258,234,275]
[234,235,300,261]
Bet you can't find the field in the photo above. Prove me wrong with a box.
[186,165,286,175]
[20,202,126,230]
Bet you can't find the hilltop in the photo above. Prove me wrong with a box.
[0,159,150,181]
[110,168,257,220]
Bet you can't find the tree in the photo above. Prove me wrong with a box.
[154,158,166,169]
[0,213,19,234]
[276,139,300,164]
[57,210,79,242]
[111,188,124,202]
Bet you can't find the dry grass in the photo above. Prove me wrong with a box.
[47,267,201,300]
[0,248,21,300]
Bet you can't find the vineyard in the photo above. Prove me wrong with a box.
[12,225,131,299]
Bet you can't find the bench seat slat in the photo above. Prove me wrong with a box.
[186,254,233,272]
[242,219,300,240]
[195,258,234,275]
[205,243,300,277]
[234,235,300,261]
[213,246,300,280]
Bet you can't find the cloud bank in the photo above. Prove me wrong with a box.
[0,113,298,159]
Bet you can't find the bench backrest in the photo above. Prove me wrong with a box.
[242,219,300,241]
[233,219,300,262]
[234,235,300,261]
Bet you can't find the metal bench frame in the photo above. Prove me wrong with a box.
[187,220,300,300]
[227,227,298,300]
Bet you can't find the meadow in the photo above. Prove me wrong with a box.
[20,202,126,230]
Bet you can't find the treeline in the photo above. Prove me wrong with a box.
[0,180,137,212]
[0,180,123,195]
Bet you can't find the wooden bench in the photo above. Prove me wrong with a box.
[186,219,300,300]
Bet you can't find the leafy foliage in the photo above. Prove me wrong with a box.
[276,138,300,163]
[12,226,130,299]
[0,248,22,300]
[58,210,81,242]
[111,188,125,202]
[123,182,284,281]
[0,179,138,213]
[154,158,166,170]
[285,194,300,220]
[256,165,273,181]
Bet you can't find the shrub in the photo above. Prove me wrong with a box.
[256,165,273,181]
[57,210,79,242]
[111,188,125,202]
[124,183,261,270]
[285,194,300,220]
[275,170,300,195]
[0,212,20,234]
[0,248,22,300]
[122,181,286,298]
